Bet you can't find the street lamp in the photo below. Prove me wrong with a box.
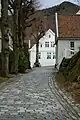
[33,31,45,67]
[33,32,41,67]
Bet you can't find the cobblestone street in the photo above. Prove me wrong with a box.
[0,67,79,120]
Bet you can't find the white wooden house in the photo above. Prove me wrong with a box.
[29,29,56,68]
[55,13,80,69]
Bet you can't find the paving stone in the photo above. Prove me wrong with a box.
[0,67,79,120]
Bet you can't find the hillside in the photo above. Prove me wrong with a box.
[24,1,80,45]
[41,1,80,15]
[56,52,80,103]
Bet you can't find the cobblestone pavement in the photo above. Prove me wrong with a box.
[0,67,78,120]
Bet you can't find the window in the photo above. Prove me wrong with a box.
[47,52,51,59]
[49,35,51,38]
[51,42,54,47]
[53,53,55,59]
[70,41,74,48]
[45,42,49,47]
[71,48,74,55]
[70,42,75,55]
[38,52,41,59]
[40,44,42,47]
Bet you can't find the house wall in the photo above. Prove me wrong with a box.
[57,39,80,69]
[29,29,56,68]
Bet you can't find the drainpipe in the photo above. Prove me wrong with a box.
[29,40,31,49]
[55,12,59,68]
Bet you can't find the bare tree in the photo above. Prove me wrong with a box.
[31,16,45,67]
[8,0,37,73]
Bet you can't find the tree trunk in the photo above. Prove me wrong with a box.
[18,5,23,49]
[34,37,41,67]
[12,7,19,74]
[36,39,39,63]
[1,0,9,77]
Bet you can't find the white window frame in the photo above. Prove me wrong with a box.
[45,42,49,47]
[47,52,51,59]
[51,42,54,47]
[70,41,74,48]
[70,41,75,55]
[53,53,55,59]
[40,44,42,47]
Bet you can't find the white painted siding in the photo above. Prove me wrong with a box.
[29,29,56,68]
[57,39,80,68]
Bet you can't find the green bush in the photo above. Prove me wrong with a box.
[18,52,29,73]
[9,50,14,73]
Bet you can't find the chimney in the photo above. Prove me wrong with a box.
[29,40,31,48]
[55,12,59,38]
[55,12,59,68]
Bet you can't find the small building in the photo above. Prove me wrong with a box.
[29,29,56,68]
[55,13,80,69]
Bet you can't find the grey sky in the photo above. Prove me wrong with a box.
[39,0,78,9]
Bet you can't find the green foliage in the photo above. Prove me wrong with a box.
[9,50,14,73]
[18,51,29,73]
[58,52,80,82]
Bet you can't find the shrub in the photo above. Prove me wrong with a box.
[9,50,14,73]
[18,51,29,73]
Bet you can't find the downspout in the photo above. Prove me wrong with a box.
[28,40,31,49]
[55,12,59,68]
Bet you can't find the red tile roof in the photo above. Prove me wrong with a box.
[58,15,80,38]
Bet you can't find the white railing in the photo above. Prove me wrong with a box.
[64,48,78,58]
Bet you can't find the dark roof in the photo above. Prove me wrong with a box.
[58,15,80,38]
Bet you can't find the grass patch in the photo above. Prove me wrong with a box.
[56,72,66,88]
[0,74,14,84]
[56,72,80,104]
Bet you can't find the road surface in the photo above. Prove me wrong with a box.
[0,67,79,120]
